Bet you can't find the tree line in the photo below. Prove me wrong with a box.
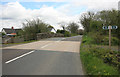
[17,9,119,43]
[18,19,55,40]
[80,9,119,45]
[18,19,82,41]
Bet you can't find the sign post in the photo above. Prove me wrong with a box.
[103,25,118,50]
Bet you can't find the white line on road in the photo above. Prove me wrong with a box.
[5,50,35,64]
[41,43,52,48]
[62,38,66,40]
[56,40,62,42]
[56,38,66,42]
[41,38,66,48]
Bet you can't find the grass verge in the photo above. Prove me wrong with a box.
[80,51,119,75]
[80,35,119,75]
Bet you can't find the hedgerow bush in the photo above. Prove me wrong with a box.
[87,32,119,46]
[64,31,71,37]
[80,51,119,75]
[88,46,120,71]
[103,36,119,46]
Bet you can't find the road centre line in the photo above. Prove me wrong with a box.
[5,39,66,64]
[5,42,53,64]
[56,38,66,42]
[41,43,52,48]
[56,40,61,42]
[62,38,66,40]
[5,50,35,64]
[41,39,65,48]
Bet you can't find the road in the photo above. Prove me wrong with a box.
[2,35,84,75]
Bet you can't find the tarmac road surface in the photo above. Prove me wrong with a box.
[2,35,84,75]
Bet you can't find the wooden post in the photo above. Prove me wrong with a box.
[109,25,111,49]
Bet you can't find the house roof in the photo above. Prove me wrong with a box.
[2,28,22,34]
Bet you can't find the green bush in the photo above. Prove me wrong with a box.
[56,29,71,37]
[103,52,120,70]
[86,45,120,71]
[80,35,120,75]
[80,51,119,75]
[64,31,71,37]
[103,36,119,46]
[89,46,109,57]
[82,35,93,44]
[87,32,119,46]
[90,32,104,44]
[1,32,6,36]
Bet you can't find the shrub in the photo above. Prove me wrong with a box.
[80,50,119,75]
[82,35,93,44]
[64,31,71,37]
[88,46,120,70]
[80,35,120,75]
[91,32,104,44]
[1,32,6,36]
[103,36,119,46]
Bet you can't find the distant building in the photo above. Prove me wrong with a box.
[1,27,22,36]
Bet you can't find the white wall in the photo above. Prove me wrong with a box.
[1,29,6,34]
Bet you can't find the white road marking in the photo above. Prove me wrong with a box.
[5,38,66,64]
[56,40,61,42]
[41,43,52,48]
[56,38,66,42]
[5,50,35,64]
[41,38,66,48]
[62,38,66,40]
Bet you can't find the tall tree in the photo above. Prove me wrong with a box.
[21,19,50,40]
[79,12,95,33]
[48,25,56,32]
[58,22,67,30]
[58,22,67,34]
[67,22,79,34]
